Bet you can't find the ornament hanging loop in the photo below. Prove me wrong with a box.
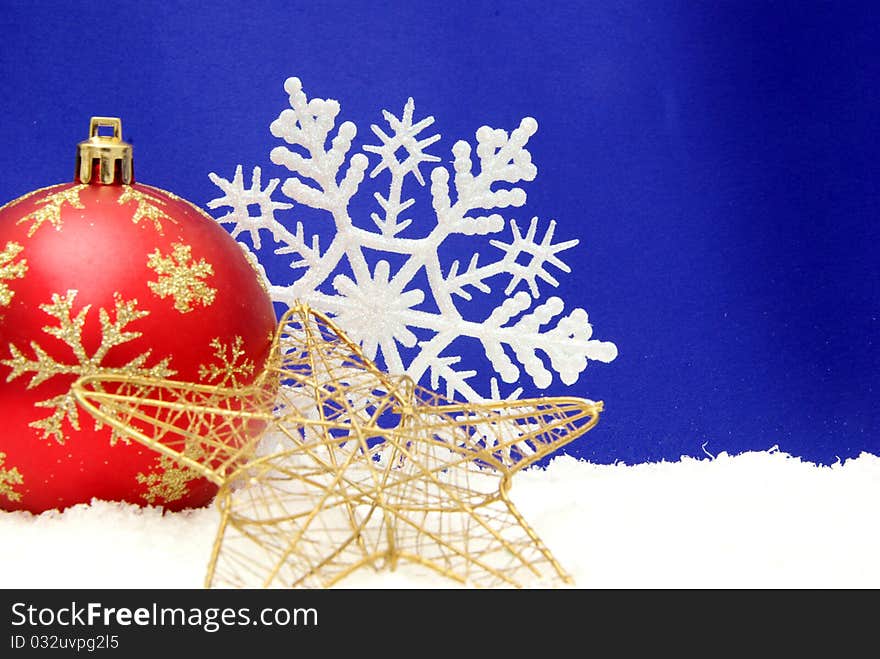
[76,116,134,185]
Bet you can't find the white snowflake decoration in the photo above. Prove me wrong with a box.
[208,76,617,402]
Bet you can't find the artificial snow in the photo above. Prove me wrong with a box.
[2,449,877,589]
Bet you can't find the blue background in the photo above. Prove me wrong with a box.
[0,0,876,465]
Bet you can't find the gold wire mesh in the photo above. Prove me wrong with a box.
[73,304,603,588]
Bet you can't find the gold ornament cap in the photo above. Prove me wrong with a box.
[76,117,133,185]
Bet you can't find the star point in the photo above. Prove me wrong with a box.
[73,303,602,588]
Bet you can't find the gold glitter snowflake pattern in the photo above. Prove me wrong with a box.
[0,184,66,214]
[0,452,24,503]
[198,336,255,387]
[136,451,205,505]
[147,243,217,313]
[15,185,87,237]
[117,187,177,234]
[0,242,27,307]
[140,334,249,502]
[1,290,176,444]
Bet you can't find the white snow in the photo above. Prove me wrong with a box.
[2,449,877,589]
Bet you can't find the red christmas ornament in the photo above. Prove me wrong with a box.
[0,117,276,513]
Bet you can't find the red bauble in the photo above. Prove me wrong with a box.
[0,118,276,513]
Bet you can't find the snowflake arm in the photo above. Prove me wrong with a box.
[363,98,441,237]
[0,452,23,502]
[261,78,373,297]
[427,354,478,401]
[198,336,255,386]
[1,291,175,443]
[268,77,369,209]
[479,293,618,388]
[442,218,578,300]
[16,186,86,237]
[272,221,323,270]
[386,118,538,299]
[0,241,27,307]
[117,188,177,234]
[489,377,523,401]
[363,99,441,184]
[444,253,493,301]
[208,166,324,270]
[489,217,579,297]
[92,297,150,362]
[35,291,92,367]
[449,119,537,215]
[207,166,293,250]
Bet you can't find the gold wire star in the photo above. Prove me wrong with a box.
[73,304,603,588]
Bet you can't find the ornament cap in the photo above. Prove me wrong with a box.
[76,117,134,185]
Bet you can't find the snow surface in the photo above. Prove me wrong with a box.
[2,449,877,589]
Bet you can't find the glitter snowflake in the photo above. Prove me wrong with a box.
[16,186,86,237]
[1,290,176,443]
[197,336,255,387]
[0,452,23,502]
[0,241,27,307]
[208,77,617,401]
[118,187,176,234]
[146,242,217,313]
